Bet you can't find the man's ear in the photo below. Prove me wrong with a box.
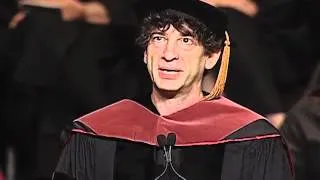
[205,50,221,70]
[144,51,147,64]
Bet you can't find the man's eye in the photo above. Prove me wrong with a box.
[152,36,165,41]
[181,38,193,45]
[183,38,190,43]
[179,37,194,46]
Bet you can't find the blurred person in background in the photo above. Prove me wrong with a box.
[253,1,319,178]
[280,62,320,180]
[2,0,147,180]
[203,0,319,128]
[255,0,319,127]
[204,0,320,179]
[0,0,19,178]
[202,0,286,126]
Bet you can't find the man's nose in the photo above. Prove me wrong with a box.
[162,40,178,61]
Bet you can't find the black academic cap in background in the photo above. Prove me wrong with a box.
[133,0,228,40]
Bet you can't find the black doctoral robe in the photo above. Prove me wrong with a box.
[53,97,293,180]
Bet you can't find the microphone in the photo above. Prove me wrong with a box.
[166,133,186,180]
[155,134,169,180]
[155,133,187,180]
[157,134,167,148]
[167,133,176,146]
[165,133,176,164]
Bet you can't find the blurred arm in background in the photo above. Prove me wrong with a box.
[8,0,113,29]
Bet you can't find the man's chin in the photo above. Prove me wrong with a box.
[154,85,182,98]
[155,83,181,91]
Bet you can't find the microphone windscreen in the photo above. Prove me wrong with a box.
[157,134,167,147]
[167,133,176,146]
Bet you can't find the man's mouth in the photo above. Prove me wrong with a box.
[158,68,182,72]
[158,68,182,79]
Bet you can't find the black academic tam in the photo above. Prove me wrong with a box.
[133,0,228,40]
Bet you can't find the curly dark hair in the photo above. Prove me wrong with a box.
[136,9,224,56]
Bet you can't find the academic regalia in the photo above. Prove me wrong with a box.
[53,97,293,180]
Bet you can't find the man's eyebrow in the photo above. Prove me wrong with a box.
[150,31,165,36]
[180,31,195,37]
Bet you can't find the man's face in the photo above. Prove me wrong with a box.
[144,25,219,93]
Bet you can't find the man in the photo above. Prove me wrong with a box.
[53,0,293,179]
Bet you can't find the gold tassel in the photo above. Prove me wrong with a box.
[205,31,231,100]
